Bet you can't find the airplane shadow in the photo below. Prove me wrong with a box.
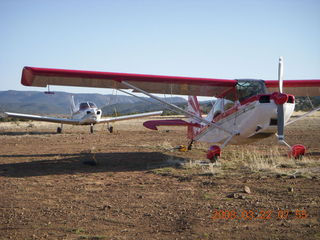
[0,131,56,136]
[307,152,320,157]
[0,152,186,178]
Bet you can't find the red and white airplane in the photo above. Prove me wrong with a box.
[19,58,320,160]
[5,96,162,134]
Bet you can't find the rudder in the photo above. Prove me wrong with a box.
[187,96,202,139]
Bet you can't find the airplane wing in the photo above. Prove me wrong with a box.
[21,67,237,97]
[265,80,320,96]
[97,111,163,123]
[5,112,80,124]
[22,67,320,97]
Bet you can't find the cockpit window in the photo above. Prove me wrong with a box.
[79,102,97,110]
[79,102,90,110]
[88,102,97,108]
[236,79,267,102]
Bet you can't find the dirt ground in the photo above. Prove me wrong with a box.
[0,114,319,240]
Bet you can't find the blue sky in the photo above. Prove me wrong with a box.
[0,0,319,95]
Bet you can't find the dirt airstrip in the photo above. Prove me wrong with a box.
[0,115,319,240]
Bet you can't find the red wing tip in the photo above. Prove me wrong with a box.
[21,67,34,86]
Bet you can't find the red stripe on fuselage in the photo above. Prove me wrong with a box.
[194,93,294,138]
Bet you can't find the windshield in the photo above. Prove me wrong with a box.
[88,102,97,108]
[79,102,97,110]
[236,79,267,102]
[79,102,90,110]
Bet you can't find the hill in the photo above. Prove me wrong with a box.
[0,90,186,116]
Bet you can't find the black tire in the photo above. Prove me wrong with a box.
[209,155,218,163]
[57,127,62,134]
[295,154,304,160]
[108,126,113,133]
[90,126,94,134]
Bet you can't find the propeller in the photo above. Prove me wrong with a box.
[278,57,284,93]
[277,57,285,141]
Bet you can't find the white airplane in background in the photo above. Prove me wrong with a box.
[19,57,320,160]
[5,96,162,133]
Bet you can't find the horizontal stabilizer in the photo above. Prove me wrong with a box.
[143,119,200,130]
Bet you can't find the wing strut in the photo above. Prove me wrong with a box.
[286,106,320,126]
[120,81,233,135]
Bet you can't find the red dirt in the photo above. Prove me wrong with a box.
[0,116,319,240]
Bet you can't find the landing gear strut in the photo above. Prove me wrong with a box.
[57,123,63,133]
[107,126,113,133]
[187,140,194,150]
[206,134,236,163]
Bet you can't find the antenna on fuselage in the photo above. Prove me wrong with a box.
[44,85,55,95]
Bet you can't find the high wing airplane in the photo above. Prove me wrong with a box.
[5,96,162,133]
[19,57,320,160]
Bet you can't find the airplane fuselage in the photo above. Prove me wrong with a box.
[194,93,295,145]
[72,107,102,125]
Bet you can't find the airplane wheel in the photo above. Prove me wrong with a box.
[108,126,113,133]
[90,126,94,134]
[207,145,221,163]
[290,144,306,159]
[57,127,62,134]
[209,155,219,163]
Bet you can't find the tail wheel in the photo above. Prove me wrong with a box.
[207,145,221,163]
[90,125,94,134]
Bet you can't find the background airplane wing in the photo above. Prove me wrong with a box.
[265,80,320,96]
[5,112,80,124]
[98,111,163,123]
[21,67,237,97]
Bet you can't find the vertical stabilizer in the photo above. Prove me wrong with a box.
[187,96,202,139]
[70,95,77,114]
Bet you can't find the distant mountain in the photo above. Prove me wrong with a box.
[0,90,186,116]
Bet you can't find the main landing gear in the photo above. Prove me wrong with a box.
[288,144,306,159]
[206,134,236,163]
[57,124,63,133]
[207,145,221,163]
[279,139,306,159]
[107,126,113,133]
[291,144,306,159]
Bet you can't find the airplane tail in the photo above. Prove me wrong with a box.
[187,96,202,139]
[70,95,77,114]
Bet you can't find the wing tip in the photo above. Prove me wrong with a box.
[21,67,34,86]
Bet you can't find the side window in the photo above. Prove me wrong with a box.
[236,80,267,102]
[88,102,97,108]
[224,100,234,111]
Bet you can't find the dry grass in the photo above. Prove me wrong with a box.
[215,145,319,178]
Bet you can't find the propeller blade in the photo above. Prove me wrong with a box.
[278,56,284,93]
[277,104,285,141]
[276,56,285,142]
